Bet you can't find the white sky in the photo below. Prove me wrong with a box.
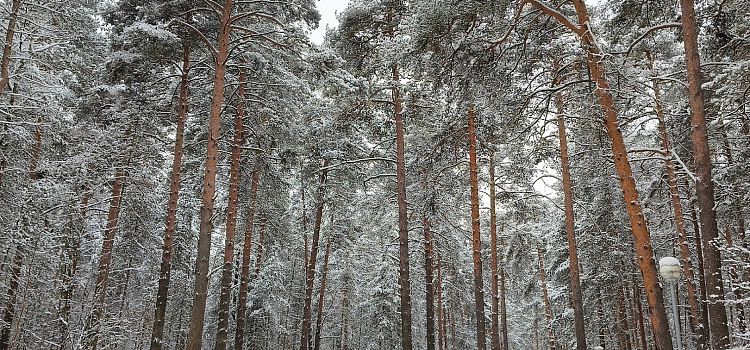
[309,0,351,45]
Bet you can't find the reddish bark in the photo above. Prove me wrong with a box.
[393,65,413,350]
[300,161,329,350]
[185,1,234,348]
[234,170,259,350]
[521,1,674,349]
[467,103,487,350]
[0,0,20,94]
[536,242,555,350]
[150,40,191,350]
[678,0,730,347]
[647,51,706,349]
[313,234,332,350]
[423,214,436,350]
[555,89,586,350]
[631,270,649,350]
[617,283,632,350]
[87,127,131,350]
[214,62,245,350]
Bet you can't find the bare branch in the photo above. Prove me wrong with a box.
[168,19,218,56]
[228,25,286,48]
[623,22,681,56]
[229,11,284,26]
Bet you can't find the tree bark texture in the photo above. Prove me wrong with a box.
[185,1,233,348]
[150,40,191,350]
[423,214,436,350]
[0,0,20,94]
[254,214,267,279]
[647,52,707,349]
[313,235,332,350]
[488,153,501,350]
[678,0,730,347]
[536,242,555,350]
[214,61,245,350]
[87,127,131,350]
[467,103,487,350]
[555,90,586,350]
[436,252,444,350]
[393,66,413,350]
[617,282,632,350]
[523,1,675,349]
[0,250,21,350]
[234,170,259,350]
[300,161,328,350]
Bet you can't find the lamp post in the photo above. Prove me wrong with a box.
[659,257,683,350]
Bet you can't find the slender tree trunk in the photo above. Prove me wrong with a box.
[617,282,633,350]
[253,214,267,279]
[235,170,259,350]
[499,251,508,350]
[488,153,501,350]
[150,40,191,350]
[536,242,555,350]
[467,103,487,350]
[423,214,436,350]
[724,227,746,335]
[646,51,707,349]
[632,270,649,350]
[525,1,675,349]
[555,90,587,350]
[86,127,130,350]
[58,225,80,350]
[313,235,332,350]
[392,65,413,350]
[214,61,245,350]
[0,250,21,350]
[186,1,233,348]
[436,253,444,350]
[522,2,675,349]
[688,201,710,333]
[300,161,328,350]
[0,0,20,94]
[678,0,729,347]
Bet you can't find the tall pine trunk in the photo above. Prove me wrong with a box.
[423,213,436,350]
[488,153,501,350]
[536,242,555,350]
[392,65,413,350]
[526,1,675,349]
[467,104,487,350]
[678,0,730,347]
[555,88,586,350]
[234,170,258,350]
[149,40,191,350]
[87,127,131,350]
[313,234,332,350]
[185,1,233,348]
[647,51,706,349]
[214,62,245,350]
[0,0,20,94]
[0,249,21,350]
[300,161,328,350]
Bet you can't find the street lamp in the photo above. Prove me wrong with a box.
[659,257,683,350]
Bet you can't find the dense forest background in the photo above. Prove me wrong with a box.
[0,0,748,350]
